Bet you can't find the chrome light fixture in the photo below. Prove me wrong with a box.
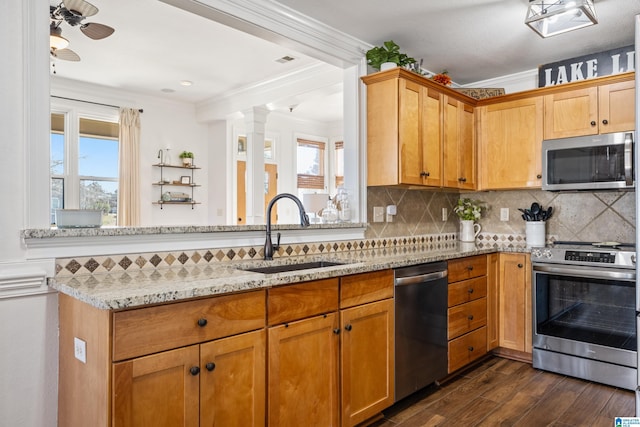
[525,0,597,38]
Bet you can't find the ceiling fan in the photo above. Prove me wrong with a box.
[49,0,115,62]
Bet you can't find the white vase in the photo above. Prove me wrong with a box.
[525,221,546,248]
[380,62,397,71]
[459,220,481,242]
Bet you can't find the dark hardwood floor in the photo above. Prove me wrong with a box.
[372,356,635,427]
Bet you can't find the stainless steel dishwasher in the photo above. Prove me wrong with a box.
[394,261,448,402]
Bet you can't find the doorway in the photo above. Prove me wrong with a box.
[237,161,278,224]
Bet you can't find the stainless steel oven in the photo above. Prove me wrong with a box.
[531,242,637,390]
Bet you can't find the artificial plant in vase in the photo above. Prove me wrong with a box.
[179,151,194,166]
[454,198,485,242]
[365,40,416,71]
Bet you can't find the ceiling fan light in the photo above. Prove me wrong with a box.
[50,27,70,50]
[525,0,597,38]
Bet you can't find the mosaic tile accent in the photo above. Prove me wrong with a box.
[54,233,456,277]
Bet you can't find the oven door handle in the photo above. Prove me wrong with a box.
[624,132,633,186]
[533,264,636,281]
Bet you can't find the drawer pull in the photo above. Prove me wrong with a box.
[466,266,473,271]
[468,288,474,294]
[590,120,596,126]
[468,346,474,352]
[205,362,216,372]
[468,315,474,321]
[602,119,608,125]
[345,324,353,331]
[190,366,200,376]
[197,318,208,327]
[517,263,523,268]
[333,328,341,335]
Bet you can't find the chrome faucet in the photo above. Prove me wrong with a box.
[264,193,310,260]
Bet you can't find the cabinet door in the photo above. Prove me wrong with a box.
[112,345,200,427]
[498,253,531,353]
[544,87,598,139]
[598,80,635,133]
[341,299,394,427]
[268,313,340,427]
[421,87,443,187]
[443,97,475,189]
[486,253,500,351]
[398,79,425,185]
[200,329,266,427]
[479,97,543,189]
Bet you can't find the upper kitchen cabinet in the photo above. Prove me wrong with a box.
[363,69,443,187]
[544,76,635,139]
[362,69,479,189]
[443,96,476,190]
[478,96,544,190]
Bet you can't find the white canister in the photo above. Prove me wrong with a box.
[525,221,546,248]
[459,220,481,242]
[380,62,398,71]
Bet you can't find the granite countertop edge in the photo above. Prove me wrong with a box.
[49,245,529,310]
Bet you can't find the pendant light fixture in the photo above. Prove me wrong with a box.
[525,0,597,38]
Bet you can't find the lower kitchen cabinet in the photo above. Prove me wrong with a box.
[113,329,266,427]
[268,313,340,427]
[341,298,394,427]
[498,253,532,354]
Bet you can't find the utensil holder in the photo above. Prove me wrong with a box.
[526,221,546,248]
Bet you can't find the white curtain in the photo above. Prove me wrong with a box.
[118,108,141,226]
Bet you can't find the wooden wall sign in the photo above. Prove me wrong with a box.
[538,45,634,87]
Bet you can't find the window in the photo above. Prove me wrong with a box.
[237,135,274,160]
[296,138,326,190]
[50,112,119,226]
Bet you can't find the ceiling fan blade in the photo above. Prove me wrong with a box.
[80,22,115,40]
[62,0,98,18]
[52,48,81,62]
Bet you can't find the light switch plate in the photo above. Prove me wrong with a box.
[373,206,384,222]
[500,208,509,221]
[442,208,448,221]
[74,337,87,364]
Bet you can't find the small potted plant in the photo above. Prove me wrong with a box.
[454,198,485,242]
[179,151,194,167]
[365,40,416,71]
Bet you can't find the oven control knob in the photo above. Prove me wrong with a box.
[632,254,636,264]
[543,249,553,259]
[531,249,542,258]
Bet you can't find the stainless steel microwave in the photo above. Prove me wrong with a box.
[542,132,634,191]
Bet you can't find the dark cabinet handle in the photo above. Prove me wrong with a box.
[205,362,215,372]
[190,366,200,376]
[458,177,467,183]
[420,171,430,177]
[517,263,523,268]
[590,120,596,126]
[197,318,207,327]
[345,324,353,331]
[536,174,542,179]
[333,328,341,335]
[466,266,473,271]
[602,119,608,125]
[468,314,474,320]
[468,288,474,294]
[468,346,474,352]
[238,217,242,221]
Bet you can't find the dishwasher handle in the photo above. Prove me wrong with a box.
[395,270,447,286]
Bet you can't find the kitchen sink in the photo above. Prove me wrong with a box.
[240,261,345,274]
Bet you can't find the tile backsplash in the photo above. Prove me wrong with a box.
[366,187,635,244]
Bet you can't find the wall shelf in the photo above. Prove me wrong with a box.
[152,163,201,209]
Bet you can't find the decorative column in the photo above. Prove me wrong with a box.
[242,106,270,224]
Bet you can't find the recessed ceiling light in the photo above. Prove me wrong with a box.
[276,56,295,63]
[161,88,175,93]
[180,80,193,87]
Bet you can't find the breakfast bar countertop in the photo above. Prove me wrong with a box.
[49,243,529,310]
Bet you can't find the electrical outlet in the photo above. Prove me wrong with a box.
[500,207,510,221]
[373,206,384,222]
[74,337,87,364]
[442,208,448,221]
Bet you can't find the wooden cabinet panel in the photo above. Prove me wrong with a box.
[341,299,394,427]
[448,276,486,307]
[399,79,424,185]
[268,313,340,427]
[200,330,266,427]
[498,253,532,353]
[478,97,543,190]
[113,290,265,361]
[112,345,200,427]
[443,97,475,189]
[544,87,598,139]
[448,255,487,282]
[448,326,487,373]
[268,278,339,325]
[422,87,444,187]
[366,78,400,186]
[448,298,487,340]
[340,269,393,309]
[486,253,500,351]
[598,80,635,133]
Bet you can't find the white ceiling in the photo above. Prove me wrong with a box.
[51,0,640,121]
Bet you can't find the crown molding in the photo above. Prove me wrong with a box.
[160,0,371,67]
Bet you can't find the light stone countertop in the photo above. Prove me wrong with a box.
[49,243,529,310]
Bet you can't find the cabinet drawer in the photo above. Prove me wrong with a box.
[268,278,339,325]
[113,290,265,361]
[340,269,394,309]
[448,298,487,340]
[448,276,487,307]
[448,255,487,283]
[448,326,487,373]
